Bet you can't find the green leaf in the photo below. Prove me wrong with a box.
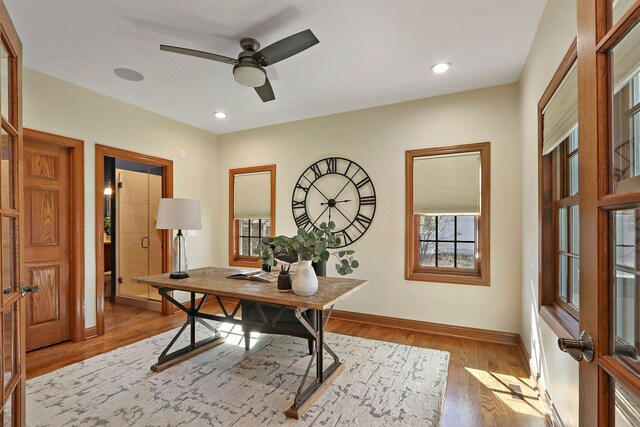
[338,250,345,257]
[346,250,355,255]
[328,221,336,230]
[351,260,359,268]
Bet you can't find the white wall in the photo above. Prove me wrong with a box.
[22,67,218,328]
[518,0,579,425]
[218,83,522,333]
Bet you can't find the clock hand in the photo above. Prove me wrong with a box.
[301,175,331,201]
[333,205,351,224]
[332,167,361,200]
[329,206,332,222]
[320,199,352,206]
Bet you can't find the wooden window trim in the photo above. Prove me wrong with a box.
[228,165,276,268]
[538,39,580,339]
[405,142,490,286]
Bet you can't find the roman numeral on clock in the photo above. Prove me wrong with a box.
[310,163,322,179]
[324,157,337,174]
[295,183,309,193]
[355,176,371,189]
[294,213,311,229]
[292,200,306,210]
[355,213,373,228]
[360,195,376,205]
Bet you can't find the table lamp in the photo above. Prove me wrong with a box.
[156,198,202,279]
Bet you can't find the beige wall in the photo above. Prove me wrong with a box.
[22,67,218,328]
[218,83,522,333]
[518,0,579,425]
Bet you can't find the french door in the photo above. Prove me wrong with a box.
[0,1,24,425]
[576,0,640,424]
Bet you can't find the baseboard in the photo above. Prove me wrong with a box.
[330,310,520,345]
[517,334,531,376]
[84,326,98,340]
[215,297,519,346]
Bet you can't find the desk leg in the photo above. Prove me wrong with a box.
[286,306,344,419]
[151,289,225,372]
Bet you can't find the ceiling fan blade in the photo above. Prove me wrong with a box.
[253,29,319,67]
[160,45,239,65]
[255,78,275,102]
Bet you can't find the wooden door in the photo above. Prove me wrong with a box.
[576,0,640,424]
[23,141,71,351]
[0,1,24,425]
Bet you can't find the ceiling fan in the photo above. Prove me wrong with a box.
[160,29,319,103]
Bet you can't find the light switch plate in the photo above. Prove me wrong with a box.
[180,150,187,159]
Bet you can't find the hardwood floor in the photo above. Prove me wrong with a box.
[26,303,547,426]
[104,298,161,331]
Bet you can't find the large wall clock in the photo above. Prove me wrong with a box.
[291,157,376,247]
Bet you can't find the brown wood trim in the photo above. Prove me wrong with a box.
[83,326,98,340]
[537,40,580,327]
[330,309,520,345]
[539,304,579,339]
[215,295,520,345]
[599,355,640,397]
[596,0,640,53]
[405,142,490,286]
[517,334,531,377]
[24,129,85,342]
[538,39,578,111]
[95,144,173,336]
[228,165,276,268]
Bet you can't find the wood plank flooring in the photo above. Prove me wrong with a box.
[26,303,548,426]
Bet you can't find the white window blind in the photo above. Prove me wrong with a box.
[542,64,578,155]
[413,152,481,216]
[234,171,271,219]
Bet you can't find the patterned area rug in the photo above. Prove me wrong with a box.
[26,323,449,426]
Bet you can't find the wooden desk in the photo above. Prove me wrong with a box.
[134,267,368,418]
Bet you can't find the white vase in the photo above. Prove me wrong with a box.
[292,260,318,296]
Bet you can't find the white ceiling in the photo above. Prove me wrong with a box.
[5,0,547,135]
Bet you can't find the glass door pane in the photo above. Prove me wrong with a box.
[612,209,640,371]
[613,379,640,426]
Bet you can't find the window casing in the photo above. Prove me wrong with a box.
[405,142,490,286]
[538,41,580,339]
[228,165,276,267]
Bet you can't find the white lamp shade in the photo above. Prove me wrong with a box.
[542,63,578,155]
[156,198,202,230]
[413,152,481,215]
[233,65,266,87]
[234,172,271,219]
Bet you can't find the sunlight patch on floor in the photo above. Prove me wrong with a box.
[215,322,261,349]
[465,367,547,419]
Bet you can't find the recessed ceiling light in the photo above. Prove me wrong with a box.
[214,112,227,119]
[113,68,144,81]
[430,62,451,74]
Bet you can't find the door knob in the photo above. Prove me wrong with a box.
[558,330,594,362]
[20,283,40,297]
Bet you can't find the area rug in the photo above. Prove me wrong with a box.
[26,323,449,426]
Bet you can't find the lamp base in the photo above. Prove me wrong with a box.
[170,272,189,279]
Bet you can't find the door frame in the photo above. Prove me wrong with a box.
[94,145,173,336]
[23,129,85,342]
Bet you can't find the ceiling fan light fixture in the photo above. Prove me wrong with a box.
[233,64,266,88]
[214,112,227,119]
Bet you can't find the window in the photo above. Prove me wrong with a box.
[405,142,490,286]
[539,42,580,338]
[229,165,276,267]
[554,129,580,318]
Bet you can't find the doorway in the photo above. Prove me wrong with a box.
[23,129,84,351]
[95,145,173,336]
